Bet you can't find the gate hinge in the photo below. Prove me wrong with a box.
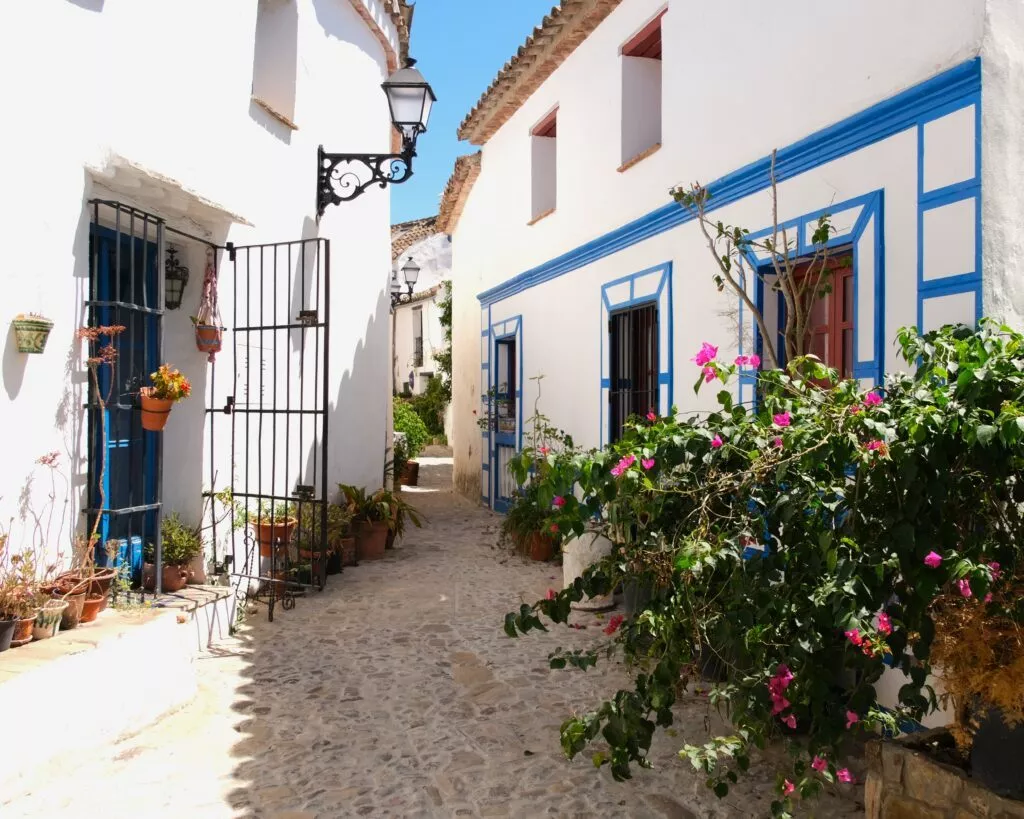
[225,242,236,262]
[293,485,315,501]
[223,396,234,415]
[297,310,318,327]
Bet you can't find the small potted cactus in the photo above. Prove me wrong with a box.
[12,313,54,354]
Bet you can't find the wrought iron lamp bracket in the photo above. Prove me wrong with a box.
[317,143,415,218]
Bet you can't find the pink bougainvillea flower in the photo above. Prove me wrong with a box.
[846,710,859,730]
[711,435,723,449]
[641,458,655,470]
[545,588,557,600]
[782,779,796,797]
[692,342,719,366]
[985,593,994,603]
[811,756,827,773]
[956,578,972,598]
[837,768,854,784]
[924,551,943,568]
[771,696,791,716]
[749,354,761,368]
[864,440,888,455]
[844,629,863,646]
[646,410,657,422]
[703,365,716,383]
[611,454,637,478]
[773,664,794,688]
[552,495,565,508]
[549,524,559,534]
[849,404,863,415]
[735,355,749,366]
[603,614,624,636]
[877,612,892,636]
[538,446,550,456]
[773,411,792,427]
[989,561,1002,580]
[782,713,797,729]
[772,436,784,448]
[863,392,883,408]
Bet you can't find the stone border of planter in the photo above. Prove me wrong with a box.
[865,729,1024,819]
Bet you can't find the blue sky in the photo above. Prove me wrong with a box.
[390,0,556,225]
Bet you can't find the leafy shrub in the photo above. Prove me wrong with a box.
[408,375,447,437]
[394,399,429,459]
[504,321,1024,815]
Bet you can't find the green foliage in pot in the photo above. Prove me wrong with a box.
[294,502,352,555]
[143,513,204,567]
[394,399,429,460]
[503,321,1024,816]
[248,501,296,525]
[338,484,388,524]
[374,488,423,540]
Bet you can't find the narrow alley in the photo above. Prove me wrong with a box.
[2,459,861,819]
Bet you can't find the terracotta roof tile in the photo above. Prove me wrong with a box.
[437,152,482,234]
[457,0,622,145]
[391,215,440,261]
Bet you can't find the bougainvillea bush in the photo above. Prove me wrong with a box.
[504,321,1024,816]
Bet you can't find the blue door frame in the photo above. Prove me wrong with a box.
[488,316,523,512]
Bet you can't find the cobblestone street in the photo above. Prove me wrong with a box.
[3,458,863,818]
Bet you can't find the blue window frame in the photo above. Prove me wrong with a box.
[88,220,161,568]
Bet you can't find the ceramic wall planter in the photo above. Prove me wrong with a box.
[0,618,16,652]
[353,520,388,561]
[194,324,223,357]
[140,395,174,431]
[32,600,68,641]
[562,531,615,611]
[12,315,53,354]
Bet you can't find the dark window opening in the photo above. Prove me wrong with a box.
[609,303,658,443]
[495,338,517,436]
[412,306,424,367]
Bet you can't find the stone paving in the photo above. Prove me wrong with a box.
[3,458,864,818]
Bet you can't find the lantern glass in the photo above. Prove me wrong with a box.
[164,248,189,311]
[402,257,421,287]
[383,60,436,144]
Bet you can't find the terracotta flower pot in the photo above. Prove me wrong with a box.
[60,593,86,630]
[13,316,53,354]
[338,536,357,567]
[0,618,17,652]
[400,461,420,487]
[79,594,105,624]
[194,324,222,356]
[11,614,37,647]
[143,563,190,593]
[140,394,174,431]
[33,600,68,641]
[353,520,388,561]
[527,532,555,562]
[254,518,296,558]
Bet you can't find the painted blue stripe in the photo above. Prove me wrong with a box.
[919,275,982,297]
[478,58,981,307]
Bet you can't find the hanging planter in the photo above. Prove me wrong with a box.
[12,314,54,354]
[192,249,224,364]
[138,363,192,432]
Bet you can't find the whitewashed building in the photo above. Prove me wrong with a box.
[390,217,452,400]
[441,0,1024,509]
[0,0,417,592]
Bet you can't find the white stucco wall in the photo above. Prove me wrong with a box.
[0,0,398,570]
[450,0,1008,500]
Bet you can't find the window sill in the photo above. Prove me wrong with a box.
[252,96,299,131]
[527,208,556,226]
[617,142,662,173]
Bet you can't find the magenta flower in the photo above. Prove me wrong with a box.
[811,756,827,773]
[702,365,716,383]
[549,523,559,534]
[837,768,854,784]
[641,458,655,470]
[782,780,795,797]
[711,435,723,449]
[864,440,887,453]
[772,436,784,448]
[603,614,624,636]
[692,342,718,366]
[877,612,892,636]
[773,664,794,688]
[924,551,943,569]
[989,561,1002,580]
[863,392,883,408]
[538,446,550,456]
[552,496,565,508]
[846,710,859,730]
[773,411,791,427]
[545,588,556,600]
[985,592,994,603]
[844,628,863,646]
[735,355,749,366]
[956,578,972,598]
[646,410,657,422]
[772,697,792,716]
[749,354,761,368]
[782,713,797,730]
[849,404,863,415]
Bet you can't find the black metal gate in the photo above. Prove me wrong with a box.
[209,238,331,621]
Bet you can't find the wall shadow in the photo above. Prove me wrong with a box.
[2,324,28,399]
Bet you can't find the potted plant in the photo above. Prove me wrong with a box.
[377,489,423,549]
[498,482,557,561]
[191,315,223,359]
[293,502,352,581]
[143,513,204,593]
[0,546,44,648]
[249,501,297,558]
[339,485,389,561]
[12,312,54,354]
[394,400,429,486]
[139,363,192,431]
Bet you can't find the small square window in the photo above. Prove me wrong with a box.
[252,0,299,128]
[620,11,664,167]
[530,109,558,222]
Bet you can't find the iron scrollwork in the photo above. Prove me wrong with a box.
[317,144,415,218]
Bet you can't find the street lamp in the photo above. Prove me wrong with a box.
[164,246,189,311]
[390,256,420,308]
[317,59,436,218]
